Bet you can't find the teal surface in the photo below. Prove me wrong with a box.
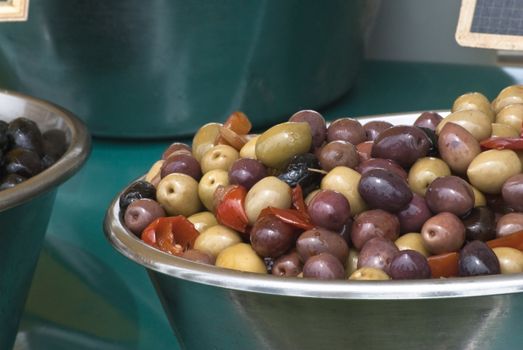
[0,0,363,138]
[17,60,519,349]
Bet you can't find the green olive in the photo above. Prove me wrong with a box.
[471,185,486,207]
[255,122,312,169]
[145,160,164,187]
[345,248,359,278]
[187,211,218,233]
[394,233,430,257]
[156,173,202,216]
[215,243,267,274]
[492,247,523,274]
[193,224,242,257]
[244,176,292,225]
[200,144,239,174]
[408,157,451,196]
[452,92,494,122]
[349,267,390,280]
[321,166,367,216]
[492,85,523,113]
[239,135,259,159]
[495,104,523,133]
[436,110,492,141]
[198,169,229,211]
[467,149,522,194]
[192,122,222,162]
[491,122,520,137]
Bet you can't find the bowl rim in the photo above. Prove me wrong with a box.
[104,109,523,300]
[0,89,91,211]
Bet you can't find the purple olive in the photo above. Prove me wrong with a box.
[307,189,351,232]
[388,250,431,280]
[397,193,433,234]
[303,253,345,280]
[358,168,412,213]
[357,237,399,274]
[458,240,500,276]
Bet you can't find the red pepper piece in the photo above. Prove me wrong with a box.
[259,207,314,231]
[487,230,523,250]
[140,216,199,256]
[427,252,459,278]
[215,185,249,233]
[292,185,309,218]
[223,111,252,135]
[480,137,523,150]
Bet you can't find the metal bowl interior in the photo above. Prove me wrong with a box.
[104,110,523,301]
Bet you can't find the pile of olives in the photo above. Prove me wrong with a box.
[120,85,523,281]
[0,117,67,190]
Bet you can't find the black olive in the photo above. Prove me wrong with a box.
[7,117,44,155]
[278,153,323,196]
[41,129,68,168]
[4,147,43,177]
[119,180,157,210]
[462,206,496,242]
[0,173,26,191]
[417,127,439,157]
[0,120,9,152]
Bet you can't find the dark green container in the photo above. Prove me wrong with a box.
[0,91,90,350]
[0,0,364,138]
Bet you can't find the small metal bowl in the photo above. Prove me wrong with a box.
[105,111,523,350]
[0,90,90,350]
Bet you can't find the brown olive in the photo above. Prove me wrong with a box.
[421,212,465,255]
[437,122,481,175]
[318,140,359,171]
[413,111,443,131]
[302,253,345,280]
[181,249,216,265]
[272,250,303,277]
[296,228,349,264]
[162,142,192,160]
[371,125,431,168]
[351,209,400,250]
[496,212,523,237]
[355,141,373,163]
[357,237,399,274]
[327,118,366,145]
[425,176,475,217]
[250,215,297,258]
[124,198,166,236]
[501,173,523,211]
[363,120,393,141]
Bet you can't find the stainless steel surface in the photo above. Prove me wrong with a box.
[104,111,523,349]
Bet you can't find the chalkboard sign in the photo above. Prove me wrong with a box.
[0,0,28,22]
[456,0,523,50]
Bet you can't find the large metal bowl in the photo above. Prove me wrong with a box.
[0,90,90,350]
[104,112,523,350]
